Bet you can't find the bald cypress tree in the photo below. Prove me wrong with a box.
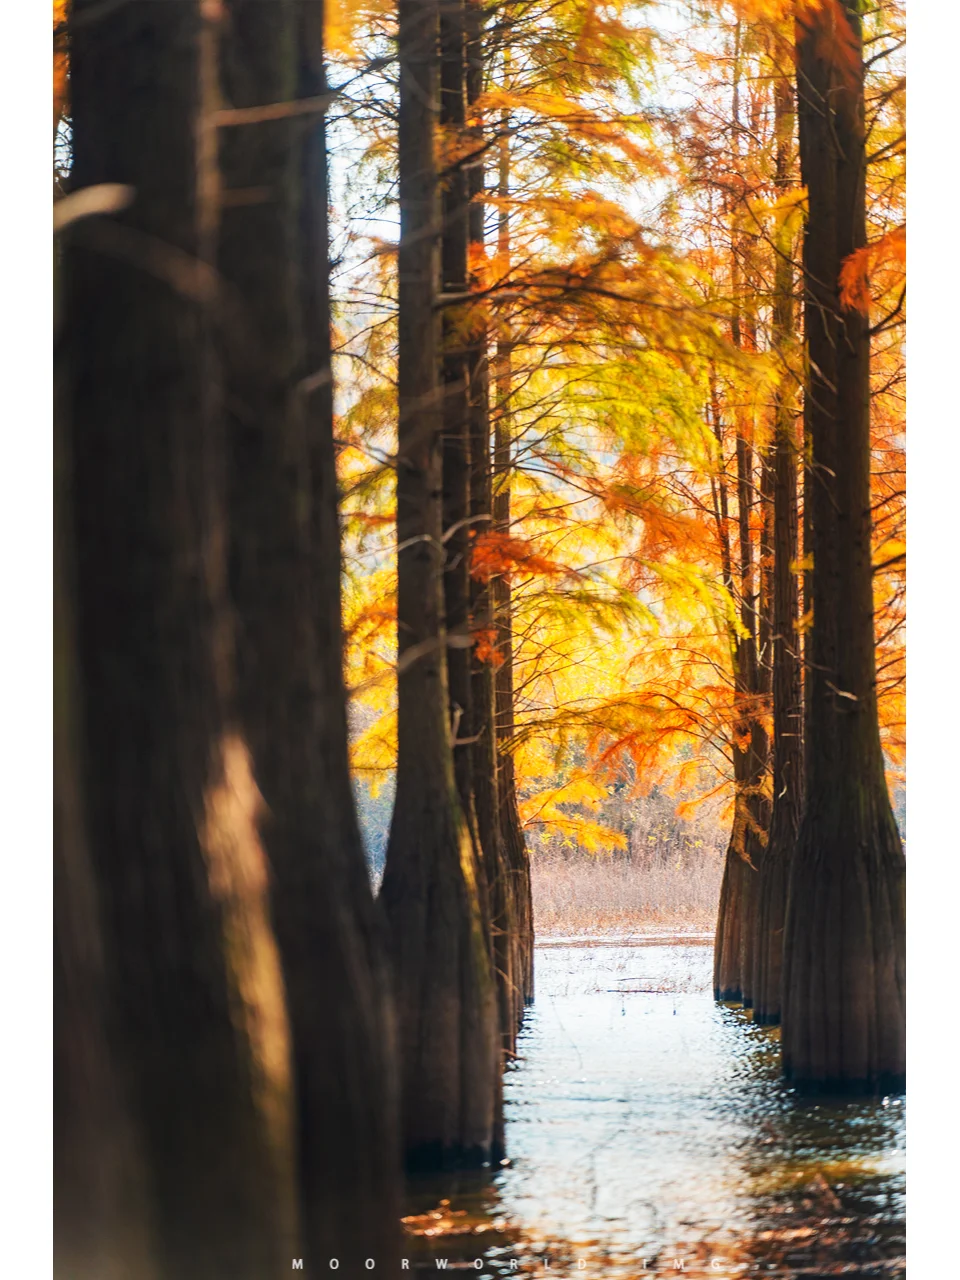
[62,3,297,1272]
[492,117,535,1013]
[468,0,525,1060]
[781,0,905,1090]
[55,319,155,1280]
[61,3,404,1271]
[380,0,499,1168]
[712,28,770,1006]
[752,71,802,1027]
[713,382,769,1005]
[217,0,401,1260]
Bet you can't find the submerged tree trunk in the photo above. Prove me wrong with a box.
[380,0,499,1168]
[712,30,770,1005]
[492,115,535,1010]
[709,384,740,1003]
[217,0,401,1263]
[713,753,752,1002]
[752,71,802,1027]
[492,395,534,1015]
[711,379,768,1002]
[782,0,905,1090]
[713,565,768,1007]
[63,2,296,1272]
[741,402,774,1011]
[438,0,507,1155]
[464,0,520,1070]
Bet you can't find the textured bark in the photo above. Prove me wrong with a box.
[709,387,739,1004]
[752,73,802,1027]
[713,837,741,1002]
[472,380,518,1065]
[438,0,507,1155]
[491,501,534,1014]
[711,29,771,1005]
[55,323,155,1280]
[712,379,769,1004]
[63,2,296,1271]
[713,765,750,1002]
[463,0,521,1070]
[782,0,905,1091]
[741,419,775,1011]
[217,0,402,1264]
[492,118,535,1010]
[380,0,499,1168]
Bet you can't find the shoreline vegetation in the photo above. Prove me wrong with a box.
[532,852,721,939]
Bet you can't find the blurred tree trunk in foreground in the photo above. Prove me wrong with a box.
[63,2,296,1273]
[54,337,156,1280]
[218,0,401,1264]
[58,0,402,1272]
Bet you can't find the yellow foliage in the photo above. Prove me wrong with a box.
[334,0,905,840]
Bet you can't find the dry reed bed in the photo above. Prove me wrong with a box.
[531,851,722,938]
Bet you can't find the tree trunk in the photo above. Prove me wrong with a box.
[712,366,768,1005]
[55,312,155,1280]
[752,71,802,1027]
[63,2,297,1271]
[741,398,775,1010]
[492,114,535,1009]
[380,0,499,1168]
[440,0,477,829]
[438,0,507,1155]
[709,384,742,1003]
[782,0,905,1090]
[492,395,534,1015]
[713,755,750,1001]
[217,0,402,1264]
[712,30,770,1006]
[464,0,520,1073]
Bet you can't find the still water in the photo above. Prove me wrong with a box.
[403,940,905,1277]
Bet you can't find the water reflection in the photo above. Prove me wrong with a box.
[402,942,905,1277]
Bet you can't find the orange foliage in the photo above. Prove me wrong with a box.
[839,226,906,315]
[472,629,504,669]
[469,531,569,584]
[334,0,905,832]
[796,0,864,91]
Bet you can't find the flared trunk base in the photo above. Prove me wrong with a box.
[781,784,905,1091]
